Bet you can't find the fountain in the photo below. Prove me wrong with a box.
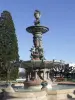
[19,10,66,91]
[22,10,53,90]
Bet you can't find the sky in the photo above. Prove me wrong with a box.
[0,0,75,63]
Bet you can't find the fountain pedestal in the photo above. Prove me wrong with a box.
[24,77,42,90]
[23,61,52,90]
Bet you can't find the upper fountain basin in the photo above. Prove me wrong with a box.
[26,26,49,34]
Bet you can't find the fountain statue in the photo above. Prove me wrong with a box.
[19,10,65,91]
[21,10,53,90]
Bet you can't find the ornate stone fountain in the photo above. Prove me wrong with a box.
[22,10,52,90]
[22,10,65,90]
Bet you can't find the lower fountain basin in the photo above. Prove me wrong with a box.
[1,83,75,100]
[12,84,75,92]
[12,83,52,92]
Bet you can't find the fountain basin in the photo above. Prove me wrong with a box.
[5,91,47,100]
[4,85,75,100]
[12,83,75,92]
[1,83,75,100]
[24,79,42,86]
[26,26,49,34]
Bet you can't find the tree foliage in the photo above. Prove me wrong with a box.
[0,11,19,80]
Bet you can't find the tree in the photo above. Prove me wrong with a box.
[10,65,19,80]
[64,64,72,79]
[0,11,19,80]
